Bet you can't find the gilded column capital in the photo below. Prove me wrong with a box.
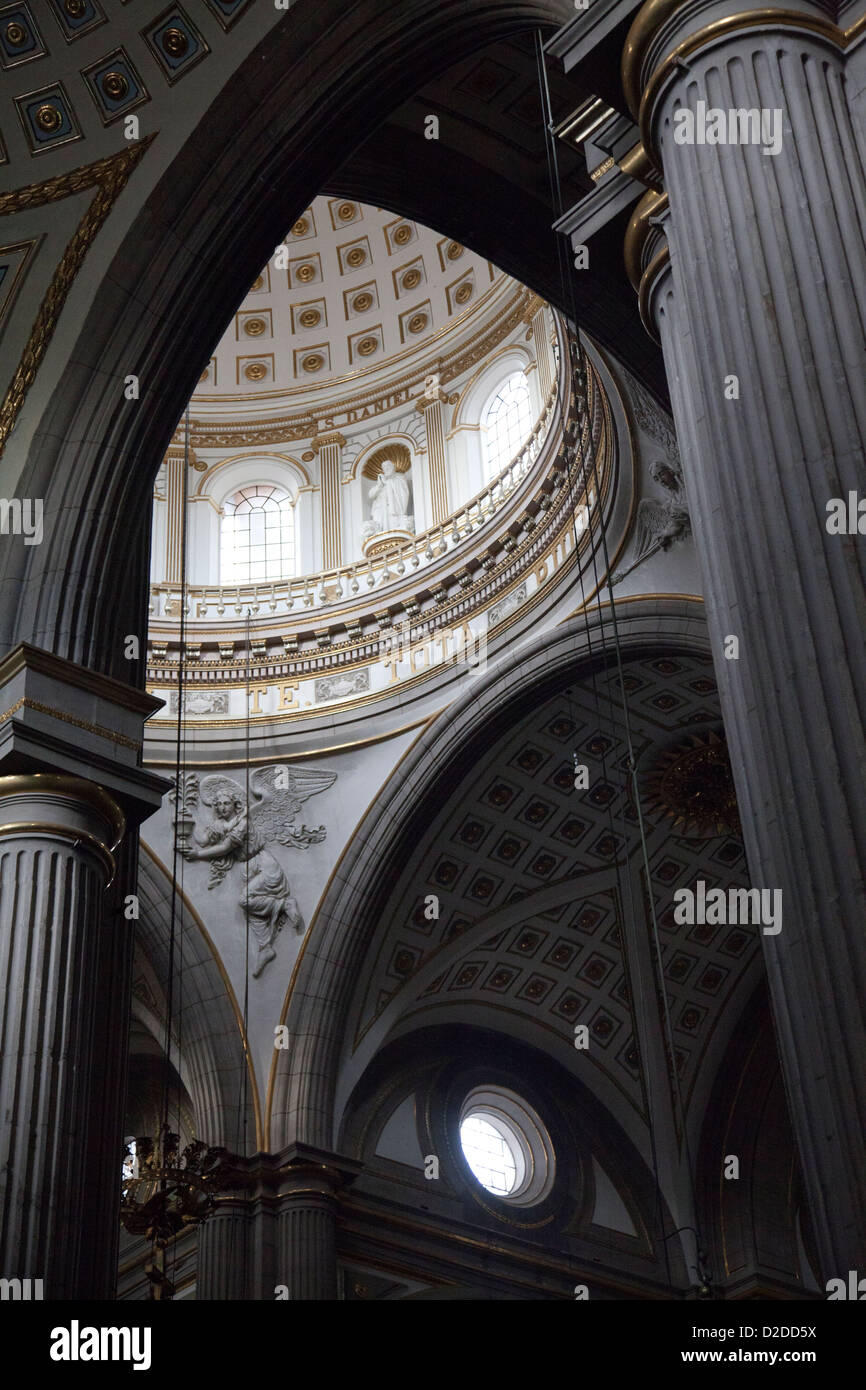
[415,387,448,411]
[622,0,855,154]
[623,189,670,337]
[311,430,346,454]
[0,772,125,881]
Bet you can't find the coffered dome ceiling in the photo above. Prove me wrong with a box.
[193,195,510,412]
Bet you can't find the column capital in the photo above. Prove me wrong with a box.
[416,387,458,412]
[199,1142,362,1202]
[0,773,125,881]
[623,0,852,126]
[311,429,346,454]
[0,642,169,826]
[623,188,670,336]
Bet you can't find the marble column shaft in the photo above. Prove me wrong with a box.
[0,775,125,1297]
[637,10,866,1274]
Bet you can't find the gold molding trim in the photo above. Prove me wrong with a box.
[0,820,116,881]
[0,771,126,844]
[622,2,859,118]
[0,695,142,750]
[638,244,671,338]
[624,190,669,293]
[143,711,435,764]
[176,287,534,446]
[0,136,157,457]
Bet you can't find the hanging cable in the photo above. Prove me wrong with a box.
[535,32,703,1289]
[156,402,192,1298]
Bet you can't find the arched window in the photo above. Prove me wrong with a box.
[483,372,533,477]
[220,484,295,583]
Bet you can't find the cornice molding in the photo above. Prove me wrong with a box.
[170,287,535,449]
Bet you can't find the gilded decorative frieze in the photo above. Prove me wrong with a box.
[0,135,157,456]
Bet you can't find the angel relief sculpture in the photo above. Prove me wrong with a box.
[611,460,691,586]
[178,766,337,978]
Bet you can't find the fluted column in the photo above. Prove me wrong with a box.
[624,0,866,1276]
[416,392,450,524]
[0,643,167,1296]
[313,429,346,570]
[197,1198,251,1299]
[531,305,555,400]
[0,775,125,1297]
[277,1163,340,1301]
[163,445,186,584]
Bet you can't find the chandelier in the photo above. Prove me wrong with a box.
[120,1126,222,1298]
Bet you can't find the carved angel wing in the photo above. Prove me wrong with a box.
[633,498,674,562]
[248,765,337,847]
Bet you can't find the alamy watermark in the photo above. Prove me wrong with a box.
[673,101,783,157]
[0,498,42,545]
[49,1321,151,1371]
[0,1277,43,1299]
[673,880,782,934]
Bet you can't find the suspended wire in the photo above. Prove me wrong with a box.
[535,32,702,1288]
[158,402,191,1298]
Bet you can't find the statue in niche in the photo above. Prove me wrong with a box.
[179,766,337,978]
[363,458,413,539]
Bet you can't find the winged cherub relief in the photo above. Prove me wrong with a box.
[179,765,337,978]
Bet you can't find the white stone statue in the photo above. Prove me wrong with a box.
[178,765,337,978]
[365,459,412,538]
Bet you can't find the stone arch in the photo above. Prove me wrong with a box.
[1,0,573,680]
[136,843,260,1153]
[269,595,710,1150]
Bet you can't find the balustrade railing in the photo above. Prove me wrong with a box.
[150,381,564,625]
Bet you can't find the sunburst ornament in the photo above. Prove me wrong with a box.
[643,729,740,838]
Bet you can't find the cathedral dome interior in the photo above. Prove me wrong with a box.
[0,0,862,1340]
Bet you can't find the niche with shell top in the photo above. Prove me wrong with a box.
[361,443,414,556]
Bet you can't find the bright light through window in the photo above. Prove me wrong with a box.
[483,373,534,478]
[122,1137,137,1185]
[220,485,295,583]
[460,1112,518,1195]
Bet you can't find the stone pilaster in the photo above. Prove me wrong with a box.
[197,1144,360,1299]
[0,644,167,1297]
[312,429,346,570]
[623,0,866,1277]
[197,1198,252,1300]
[277,1162,341,1301]
[532,305,555,400]
[162,445,186,585]
[416,391,451,524]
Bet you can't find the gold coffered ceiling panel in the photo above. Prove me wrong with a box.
[193,195,515,407]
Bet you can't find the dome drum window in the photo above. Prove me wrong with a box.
[483,373,534,479]
[220,484,295,584]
